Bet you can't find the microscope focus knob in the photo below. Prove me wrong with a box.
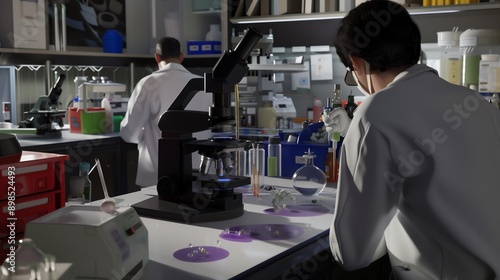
[157,176,178,200]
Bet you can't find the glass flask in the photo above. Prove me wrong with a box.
[292,149,327,196]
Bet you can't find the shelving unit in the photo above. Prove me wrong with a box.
[248,63,307,71]
[0,47,219,68]
[229,2,500,24]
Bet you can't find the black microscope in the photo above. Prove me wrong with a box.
[18,74,67,137]
[132,28,263,223]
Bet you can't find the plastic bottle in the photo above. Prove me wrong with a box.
[459,29,500,89]
[312,98,322,123]
[437,31,462,85]
[206,24,222,41]
[344,94,358,119]
[101,97,113,133]
[479,54,500,95]
[102,30,123,53]
[79,162,92,204]
[267,136,282,177]
[258,94,276,129]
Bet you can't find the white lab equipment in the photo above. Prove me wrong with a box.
[273,93,296,129]
[24,205,148,280]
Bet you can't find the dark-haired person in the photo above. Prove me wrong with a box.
[323,0,500,279]
[121,37,212,188]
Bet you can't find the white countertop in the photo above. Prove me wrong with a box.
[108,177,337,280]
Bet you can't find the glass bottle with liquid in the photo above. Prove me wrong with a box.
[292,149,327,196]
[344,94,358,119]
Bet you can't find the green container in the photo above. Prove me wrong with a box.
[113,115,123,132]
[81,111,106,134]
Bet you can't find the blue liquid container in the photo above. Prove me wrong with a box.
[102,30,123,53]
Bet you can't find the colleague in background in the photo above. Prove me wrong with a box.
[323,0,500,279]
[120,37,212,188]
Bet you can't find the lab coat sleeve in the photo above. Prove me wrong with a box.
[330,120,402,271]
[120,79,150,143]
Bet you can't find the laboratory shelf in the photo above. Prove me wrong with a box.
[0,47,220,68]
[248,63,307,72]
[230,2,500,24]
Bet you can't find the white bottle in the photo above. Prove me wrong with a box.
[206,24,222,41]
[258,95,276,129]
[101,97,113,133]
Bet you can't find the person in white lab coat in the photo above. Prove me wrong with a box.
[120,37,212,188]
[322,1,500,279]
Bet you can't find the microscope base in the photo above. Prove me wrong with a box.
[132,194,244,224]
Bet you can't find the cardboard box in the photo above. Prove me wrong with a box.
[0,0,48,49]
[187,41,222,55]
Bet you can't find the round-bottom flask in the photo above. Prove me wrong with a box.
[292,149,327,196]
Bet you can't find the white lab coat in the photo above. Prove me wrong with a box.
[120,62,212,187]
[330,64,500,279]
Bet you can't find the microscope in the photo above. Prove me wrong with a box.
[132,28,263,223]
[18,74,67,137]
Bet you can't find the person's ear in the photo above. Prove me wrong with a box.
[154,53,162,64]
[348,55,367,75]
[179,52,184,63]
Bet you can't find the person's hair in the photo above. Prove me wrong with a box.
[155,37,182,60]
[333,0,421,72]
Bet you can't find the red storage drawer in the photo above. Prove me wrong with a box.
[0,151,69,200]
[0,192,57,238]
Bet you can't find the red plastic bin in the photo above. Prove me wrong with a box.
[0,151,69,200]
[0,191,57,238]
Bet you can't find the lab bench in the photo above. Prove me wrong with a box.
[16,131,139,200]
[110,177,338,280]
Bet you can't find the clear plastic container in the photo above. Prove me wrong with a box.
[460,29,500,89]
[258,95,276,129]
[437,31,462,85]
[267,136,281,177]
[292,149,327,196]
